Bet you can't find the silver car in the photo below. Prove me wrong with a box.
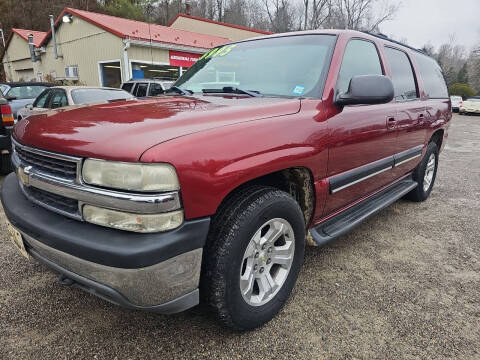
[1,82,53,118]
[17,86,134,120]
[121,78,175,97]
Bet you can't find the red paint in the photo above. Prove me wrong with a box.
[169,50,202,67]
[168,13,273,35]
[39,8,229,51]
[13,30,451,224]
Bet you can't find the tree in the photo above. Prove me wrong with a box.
[449,83,475,100]
[457,63,468,84]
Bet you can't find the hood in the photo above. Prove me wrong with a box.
[13,95,301,161]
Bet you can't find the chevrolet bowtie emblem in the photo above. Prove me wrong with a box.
[18,166,32,186]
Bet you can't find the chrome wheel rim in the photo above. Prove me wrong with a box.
[239,218,295,307]
[423,153,436,192]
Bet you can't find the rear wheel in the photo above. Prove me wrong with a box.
[202,186,305,330]
[405,142,439,202]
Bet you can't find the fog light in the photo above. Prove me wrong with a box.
[83,205,183,233]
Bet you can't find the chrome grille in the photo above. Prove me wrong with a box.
[14,143,78,181]
[22,185,80,218]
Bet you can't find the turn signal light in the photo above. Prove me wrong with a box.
[1,104,14,126]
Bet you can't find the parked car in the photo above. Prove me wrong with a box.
[17,86,134,120]
[459,97,480,115]
[0,82,53,118]
[0,91,14,174]
[2,30,451,330]
[450,95,462,112]
[121,78,175,97]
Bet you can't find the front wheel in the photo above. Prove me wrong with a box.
[405,142,439,202]
[203,186,305,330]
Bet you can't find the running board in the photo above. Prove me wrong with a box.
[309,179,418,246]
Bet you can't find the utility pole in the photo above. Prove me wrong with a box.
[0,28,13,81]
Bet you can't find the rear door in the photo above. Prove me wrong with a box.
[324,38,398,215]
[383,46,426,173]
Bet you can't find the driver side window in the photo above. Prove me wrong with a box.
[33,90,51,108]
[337,39,383,94]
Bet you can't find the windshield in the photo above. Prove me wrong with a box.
[71,88,134,104]
[6,85,47,100]
[175,35,336,97]
[466,98,480,102]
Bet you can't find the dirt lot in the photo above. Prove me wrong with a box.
[0,113,479,359]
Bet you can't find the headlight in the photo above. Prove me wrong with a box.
[82,159,179,192]
[83,205,184,233]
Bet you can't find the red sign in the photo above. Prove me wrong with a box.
[169,50,202,67]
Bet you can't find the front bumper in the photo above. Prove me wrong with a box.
[1,173,211,313]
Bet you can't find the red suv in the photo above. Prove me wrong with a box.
[2,30,451,330]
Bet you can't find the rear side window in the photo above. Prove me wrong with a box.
[337,39,383,94]
[121,83,134,93]
[134,83,148,97]
[384,47,418,101]
[414,53,448,98]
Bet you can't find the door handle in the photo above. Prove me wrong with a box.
[386,116,396,130]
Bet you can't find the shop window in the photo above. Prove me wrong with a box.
[100,61,121,88]
[131,62,179,80]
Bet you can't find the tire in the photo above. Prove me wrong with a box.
[0,153,13,175]
[202,186,305,330]
[405,142,439,202]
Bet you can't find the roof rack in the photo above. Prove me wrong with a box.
[361,31,427,55]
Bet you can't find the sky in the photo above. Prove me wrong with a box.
[381,0,480,52]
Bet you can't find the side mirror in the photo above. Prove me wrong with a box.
[335,75,394,107]
[6,95,17,101]
[25,104,33,110]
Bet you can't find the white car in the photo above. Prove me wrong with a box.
[17,86,134,120]
[459,97,480,115]
[450,96,462,112]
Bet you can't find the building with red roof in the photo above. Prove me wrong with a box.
[1,7,270,86]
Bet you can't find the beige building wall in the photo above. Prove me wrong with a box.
[36,16,125,86]
[127,45,170,67]
[2,33,35,81]
[170,17,266,41]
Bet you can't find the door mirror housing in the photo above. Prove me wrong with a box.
[335,75,394,107]
[25,104,33,110]
[6,95,17,101]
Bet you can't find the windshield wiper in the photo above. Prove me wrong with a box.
[167,86,193,96]
[202,87,262,97]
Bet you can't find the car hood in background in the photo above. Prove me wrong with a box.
[13,95,301,161]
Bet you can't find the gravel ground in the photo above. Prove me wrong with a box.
[1,113,479,360]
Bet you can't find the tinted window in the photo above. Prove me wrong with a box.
[414,53,448,98]
[71,89,133,104]
[384,47,418,100]
[175,35,336,97]
[121,83,134,93]
[148,83,164,96]
[49,90,68,108]
[33,90,51,108]
[337,40,383,94]
[134,83,148,97]
[7,85,48,100]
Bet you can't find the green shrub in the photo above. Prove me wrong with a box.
[449,83,475,99]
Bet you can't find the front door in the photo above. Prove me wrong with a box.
[324,38,398,215]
